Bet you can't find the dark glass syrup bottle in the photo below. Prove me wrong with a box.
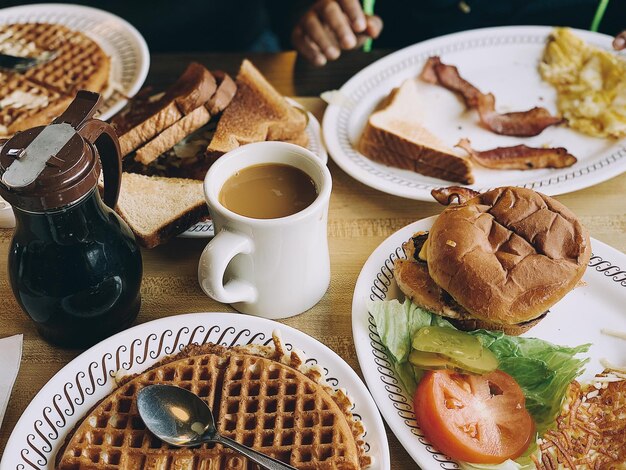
[0,91,142,347]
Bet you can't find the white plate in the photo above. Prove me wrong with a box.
[323,26,626,201]
[180,105,328,238]
[0,3,150,120]
[352,215,626,469]
[1,312,389,469]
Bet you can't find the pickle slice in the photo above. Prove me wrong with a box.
[408,349,452,369]
[447,347,498,374]
[412,326,483,359]
[411,326,499,375]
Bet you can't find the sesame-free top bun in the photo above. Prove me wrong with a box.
[426,187,591,327]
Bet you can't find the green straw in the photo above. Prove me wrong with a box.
[590,0,610,32]
[362,0,375,52]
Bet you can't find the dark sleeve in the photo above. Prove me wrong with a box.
[265,0,316,49]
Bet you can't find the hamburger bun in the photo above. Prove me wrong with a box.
[426,187,591,328]
[394,253,548,335]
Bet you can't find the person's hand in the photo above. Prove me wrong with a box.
[613,30,626,50]
[292,0,383,66]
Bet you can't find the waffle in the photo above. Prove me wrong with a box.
[0,23,110,136]
[55,334,370,469]
[0,72,71,135]
[0,23,71,54]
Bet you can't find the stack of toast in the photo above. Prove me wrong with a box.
[0,23,110,136]
[55,334,370,469]
[111,62,235,164]
[113,60,310,248]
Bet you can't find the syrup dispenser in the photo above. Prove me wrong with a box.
[0,91,142,347]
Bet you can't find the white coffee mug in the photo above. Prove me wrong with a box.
[198,141,332,319]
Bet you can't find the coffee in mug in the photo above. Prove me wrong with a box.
[219,163,317,219]
[198,141,332,319]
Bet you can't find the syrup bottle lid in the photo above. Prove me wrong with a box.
[0,91,121,212]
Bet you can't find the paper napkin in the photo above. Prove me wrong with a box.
[0,334,23,430]
[0,196,15,229]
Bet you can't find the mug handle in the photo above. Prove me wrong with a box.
[198,230,257,304]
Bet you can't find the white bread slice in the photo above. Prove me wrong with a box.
[165,63,216,115]
[114,101,182,157]
[207,59,308,154]
[115,173,208,249]
[135,106,211,165]
[206,70,237,115]
[112,63,216,157]
[357,79,474,184]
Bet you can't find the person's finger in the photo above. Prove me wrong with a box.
[353,16,383,48]
[338,0,367,32]
[355,33,369,48]
[365,15,383,39]
[292,25,327,66]
[323,23,342,51]
[319,0,358,50]
[302,10,341,60]
[613,30,626,50]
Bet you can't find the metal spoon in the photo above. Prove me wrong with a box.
[137,384,297,470]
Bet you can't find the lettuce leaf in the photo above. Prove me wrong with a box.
[469,329,589,434]
[369,299,452,393]
[459,457,534,470]
[368,298,590,436]
[459,460,527,470]
[459,446,541,470]
[369,299,454,362]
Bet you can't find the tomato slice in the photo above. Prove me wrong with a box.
[413,370,535,464]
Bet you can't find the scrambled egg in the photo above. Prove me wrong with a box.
[539,27,626,138]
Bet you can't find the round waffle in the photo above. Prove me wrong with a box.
[55,333,370,469]
[0,23,110,136]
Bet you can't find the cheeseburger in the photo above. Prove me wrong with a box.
[395,186,591,335]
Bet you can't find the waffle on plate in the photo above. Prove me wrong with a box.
[0,23,110,136]
[55,332,370,469]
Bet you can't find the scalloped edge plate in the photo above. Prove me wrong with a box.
[0,3,150,120]
[323,26,626,201]
[352,215,626,469]
[1,312,389,470]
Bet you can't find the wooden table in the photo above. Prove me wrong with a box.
[1,51,624,468]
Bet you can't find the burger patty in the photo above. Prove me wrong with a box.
[396,232,472,320]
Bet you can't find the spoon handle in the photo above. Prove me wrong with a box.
[211,434,298,470]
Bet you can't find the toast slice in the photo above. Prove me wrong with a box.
[115,172,208,248]
[112,63,216,157]
[207,59,308,154]
[357,79,474,184]
[163,62,217,115]
[206,70,237,115]
[134,105,211,165]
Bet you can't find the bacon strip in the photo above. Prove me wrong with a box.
[419,56,439,84]
[421,56,563,137]
[456,138,577,170]
[431,186,481,205]
[420,56,482,107]
[476,93,564,137]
